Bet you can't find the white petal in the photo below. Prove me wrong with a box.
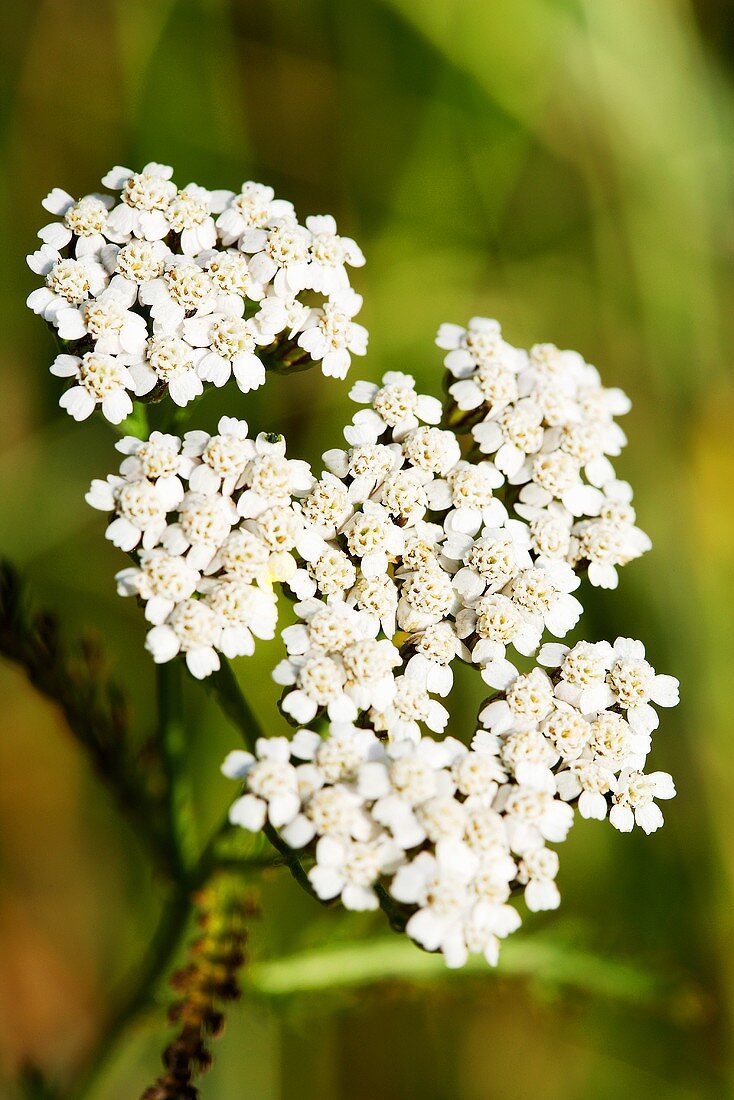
[145,625,180,663]
[651,674,679,707]
[221,750,255,779]
[609,804,634,833]
[342,883,379,911]
[308,865,344,900]
[229,793,267,831]
[635,803,664,835]
[101,389,133,425]
[85,478,115,511]
[578,790,608,820]
[42,187,74,214]
[185,646,220,679]
[59,387,96,421]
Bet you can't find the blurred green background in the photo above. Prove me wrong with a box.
[1,0,733,1096]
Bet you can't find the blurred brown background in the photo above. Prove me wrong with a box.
[1,0,733,1096]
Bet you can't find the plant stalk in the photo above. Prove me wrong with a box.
[158,659,198,873]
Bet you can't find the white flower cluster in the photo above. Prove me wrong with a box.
[272,371,473,736]
[223,632,677,968]
[438,317,651,590]
[27,163,367,423]
[478,638,678,832]
[222,728,526,968]
[271,356,651,730]
[85,416,314,677]
[215,338,678,968]
[23,155,678,976]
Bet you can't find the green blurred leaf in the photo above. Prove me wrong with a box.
[245,932,667,1005]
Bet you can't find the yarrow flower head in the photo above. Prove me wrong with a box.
[27,164,368,423]
[217,314,678,971]
[222,721,552,967]
[55,165,678,985]
[86,417,314,677]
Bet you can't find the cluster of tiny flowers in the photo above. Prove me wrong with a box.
[270,350,656,738]
[437,317,651,591]
[85,417,314,677]
[478,637,678,833]
[223,632,677,968]
[27,164,367,423]
[271,371,473,737]
[223,727,523,968]
[56,175,678,980]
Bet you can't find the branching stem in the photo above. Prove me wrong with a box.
[204,662,326,901]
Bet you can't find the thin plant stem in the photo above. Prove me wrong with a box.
[194,813,278,881]
[117,401,149,440]
[158,659,198,873]
[205,660,263,754]
[203,663,326,900]
[70,846,274,1100]
[69,884,193,1100]
[375,883,408,933]
[262,820,326,903]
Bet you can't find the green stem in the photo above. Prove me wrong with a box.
[70,883,193,1100]
[375,883,408,933]
[195,814,275,880]
[262,821,325,903]
[116,401,149,440]
[260,337,315,375]
[440,397,484,434]
[204,662,324,899]
[158,660,198,873]
[205,660,262,753]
